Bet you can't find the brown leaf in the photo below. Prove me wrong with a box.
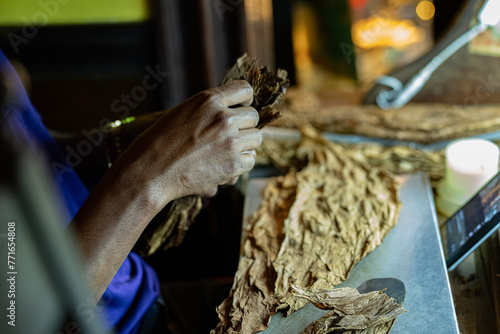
[212,123,402,333]
[222,53,290,128]
[294,285,407,334]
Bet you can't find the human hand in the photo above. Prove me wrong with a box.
[200,149,256,197]
[116,80,261,209]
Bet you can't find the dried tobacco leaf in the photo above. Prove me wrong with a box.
[275,87,500,144]
[212,174,297,334]
[135,196,202,257]
[256,135,446,186]
[273,124,401,315]
[292,285,407,334]
[302,309,396,334]
[222,53,290,129]
[212,123,402,334]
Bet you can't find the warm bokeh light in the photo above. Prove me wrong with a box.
[245,0,273,22]
[352,17,425,49]
[349,0,368,10]
[416,1,435,21]
[292,10,313,68]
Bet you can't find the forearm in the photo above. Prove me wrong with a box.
[70,153,166,303]
[69,81,259,303]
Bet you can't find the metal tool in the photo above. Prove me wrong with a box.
[376,0,500,109]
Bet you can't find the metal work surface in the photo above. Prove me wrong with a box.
[243,173,459,333]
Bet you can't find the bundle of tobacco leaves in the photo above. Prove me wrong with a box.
[212,123,402,334]
[134,196,203,256]
[222,53,290,128]
[135,54,289,257]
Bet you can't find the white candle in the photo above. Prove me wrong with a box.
[436,139,499,216]
[445,139,499,197]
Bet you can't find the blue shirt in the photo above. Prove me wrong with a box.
[0,50,160,334]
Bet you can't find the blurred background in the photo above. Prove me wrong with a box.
[0,0,476,132]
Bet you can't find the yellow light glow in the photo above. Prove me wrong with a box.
[416,1,435,21]
[292,5,313,68]
[352,17,425,49]
[245,0,273,22]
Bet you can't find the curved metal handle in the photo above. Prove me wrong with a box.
[376,23,488,109]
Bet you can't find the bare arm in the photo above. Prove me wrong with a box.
[71,80,261,302]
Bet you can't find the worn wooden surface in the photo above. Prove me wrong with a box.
[489,232,500,331]
[439,216,499,333]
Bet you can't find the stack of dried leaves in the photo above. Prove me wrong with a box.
[136,55,290,257]
[256,137,446,187]
[294,285,407,334]
[292,286,407,334]
[275,87,500,144]
[212,123,403,334]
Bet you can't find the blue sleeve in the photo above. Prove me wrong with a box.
[0,50,88,221]
[0,49,160,334]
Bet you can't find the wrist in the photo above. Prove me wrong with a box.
[107,143,176,215]
[103,117,136,168]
